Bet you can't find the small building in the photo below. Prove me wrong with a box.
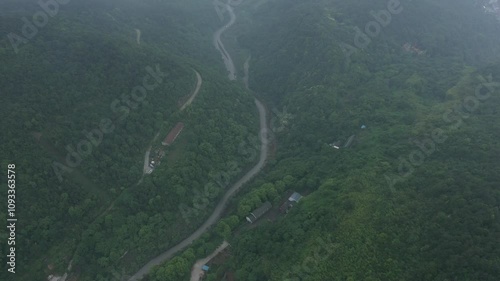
[202,265,209,271]
[246,201,272,223]
[329,140,342,149]
[288,192,302,203]
[162,122,184,146]
[329,143,340,149]
[278,192,303,214]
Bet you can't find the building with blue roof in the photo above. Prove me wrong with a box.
[288,192,302,202]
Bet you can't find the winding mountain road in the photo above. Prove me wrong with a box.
[180,70,203,111]
[127,2,269,280]
[128,70,268,280]
[213,2,237,80]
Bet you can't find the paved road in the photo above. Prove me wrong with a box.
[180,70,203,111]
[127,2,269,280]
[213,2,236,80]
[128,80,268,280]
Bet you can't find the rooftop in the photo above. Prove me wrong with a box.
[288,192,303,202]
[162,122,184,146]
[247,201,272,223]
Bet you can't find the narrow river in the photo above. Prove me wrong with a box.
[127,1,268,280]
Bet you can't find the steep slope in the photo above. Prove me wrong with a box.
[0,0,258,280]
[200,0,500,280]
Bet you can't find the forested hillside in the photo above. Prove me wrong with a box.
[1,0,500,280]
[199,0,500,281]
[0,0,258,280]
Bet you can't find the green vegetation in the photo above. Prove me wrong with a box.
[200,1,500,281]
[0,1,257,280]
[1,0,500,281]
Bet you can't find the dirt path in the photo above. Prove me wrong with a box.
[180,70,203,111]
[189,241,229,281]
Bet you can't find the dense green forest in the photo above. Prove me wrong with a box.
[0,0,258,280]
[199,0,500,281]
[136,0,500,280]
[1,0,500,281]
